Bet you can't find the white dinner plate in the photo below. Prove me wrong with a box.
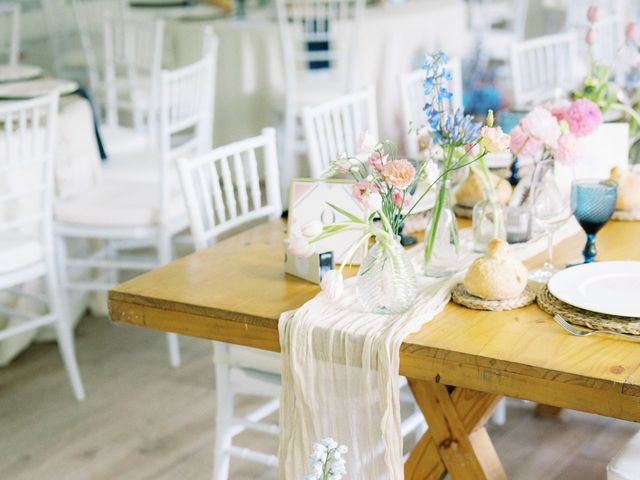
[548,261,640,318]
[0,64,43,83]
[0,78,78,99]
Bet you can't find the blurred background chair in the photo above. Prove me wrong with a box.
[0,94,85,401]
[55,51,215,369]
[0,2,20,66]
[302,86,378,178]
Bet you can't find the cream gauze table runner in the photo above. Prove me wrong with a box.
[278,220,580,479]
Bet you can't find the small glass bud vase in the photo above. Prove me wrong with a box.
[423,177,460,277]
[356,237,417,315]
[472,199,507,253]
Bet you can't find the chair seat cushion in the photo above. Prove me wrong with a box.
[608,430,640,480]
[101,125,149,159]
[55,179,185,228]
[0,235,44,274]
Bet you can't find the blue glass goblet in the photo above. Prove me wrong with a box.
[570,179,618,264]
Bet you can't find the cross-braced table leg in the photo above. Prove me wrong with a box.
[405,379,507,480]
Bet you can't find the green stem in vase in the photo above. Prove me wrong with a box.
[424,147,454,267]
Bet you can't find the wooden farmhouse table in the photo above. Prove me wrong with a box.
[108,220,640,479]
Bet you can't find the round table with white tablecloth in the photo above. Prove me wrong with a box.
[150,0,470,153]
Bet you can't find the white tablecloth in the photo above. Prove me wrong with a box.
[159,0,469,150]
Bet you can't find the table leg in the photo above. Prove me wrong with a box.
[405,379,507,480]
[534,404,564,419]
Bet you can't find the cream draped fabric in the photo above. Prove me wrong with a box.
[278,220,580,479]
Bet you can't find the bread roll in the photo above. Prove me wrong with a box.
[610,166,640,211]
[463,239,528,300]
[455,170,512,208]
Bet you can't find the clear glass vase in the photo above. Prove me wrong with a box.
[423,177,460,277]
[472,199,507,253]
[356,237,417,315]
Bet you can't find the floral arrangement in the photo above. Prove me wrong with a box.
[574,4,640,127]
[509,98,603,165]
[304,438,348,480]
[420,52,511,269]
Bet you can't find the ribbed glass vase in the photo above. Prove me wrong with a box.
[356,238,417,315]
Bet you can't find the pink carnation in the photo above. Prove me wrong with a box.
[553,132,580,166]
[509,125,544,158]
[566,99,602,137]
[381,159,416,189]
[392,189,412,208]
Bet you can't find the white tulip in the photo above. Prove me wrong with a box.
[301,220,323,238]
[288,237,315,258]
[320,270,344,300]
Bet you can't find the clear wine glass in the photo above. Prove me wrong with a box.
[529,159,572,283]
[570,179,618,263]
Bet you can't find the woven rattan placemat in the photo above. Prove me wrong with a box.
[537,286,640,335]
[451,283,537,311]
[612,209,640,221]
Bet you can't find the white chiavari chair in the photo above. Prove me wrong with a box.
[509,32,578,109]
[399,58,464,159]
[275,0,365,200]
[469,0,529,63]
[302,86,378,178]
[177,128,282,480]
[564,0,624,31]
[0,94,85,401]
[0,2,19,66]
[41,0,86,80]
[55,54,214,369]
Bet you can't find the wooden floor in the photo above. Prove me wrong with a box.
[0,315,637,480]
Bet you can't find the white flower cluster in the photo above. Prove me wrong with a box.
[304,438,348,480]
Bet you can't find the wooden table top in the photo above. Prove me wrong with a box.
[109,220,640,422]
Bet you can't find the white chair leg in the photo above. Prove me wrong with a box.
[159,233,181,368]
[281,105,297,202]
[212,361,234,480]
[46,260,86,401]
[491,398,507,426]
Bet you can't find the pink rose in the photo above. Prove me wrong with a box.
[381,159,416,189]
[585,27,597,45]
[587,5,602,23]
[520,107,561,148]
[626,21,640,42]
[509,125,544,158]
[392,189,412,208]
[553,132,580,166]
[480,126,511,153]
[566,98,602,137]
[368,151,386,171]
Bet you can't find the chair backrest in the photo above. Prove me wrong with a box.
[591,14,623,66]
[399,58,464,159]
[0,2,20,66]
[156,37,217,224]
[302,86,378,178]
[469,0,529,43]
[72,0,127,92]
[41,0,84,78]
[510,33,577,109]
[103,13,164,133]
[177,128,282,250]
[276,0,364,94]
[0,94,59,248]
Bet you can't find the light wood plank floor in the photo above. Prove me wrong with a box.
[0,315,637,480]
